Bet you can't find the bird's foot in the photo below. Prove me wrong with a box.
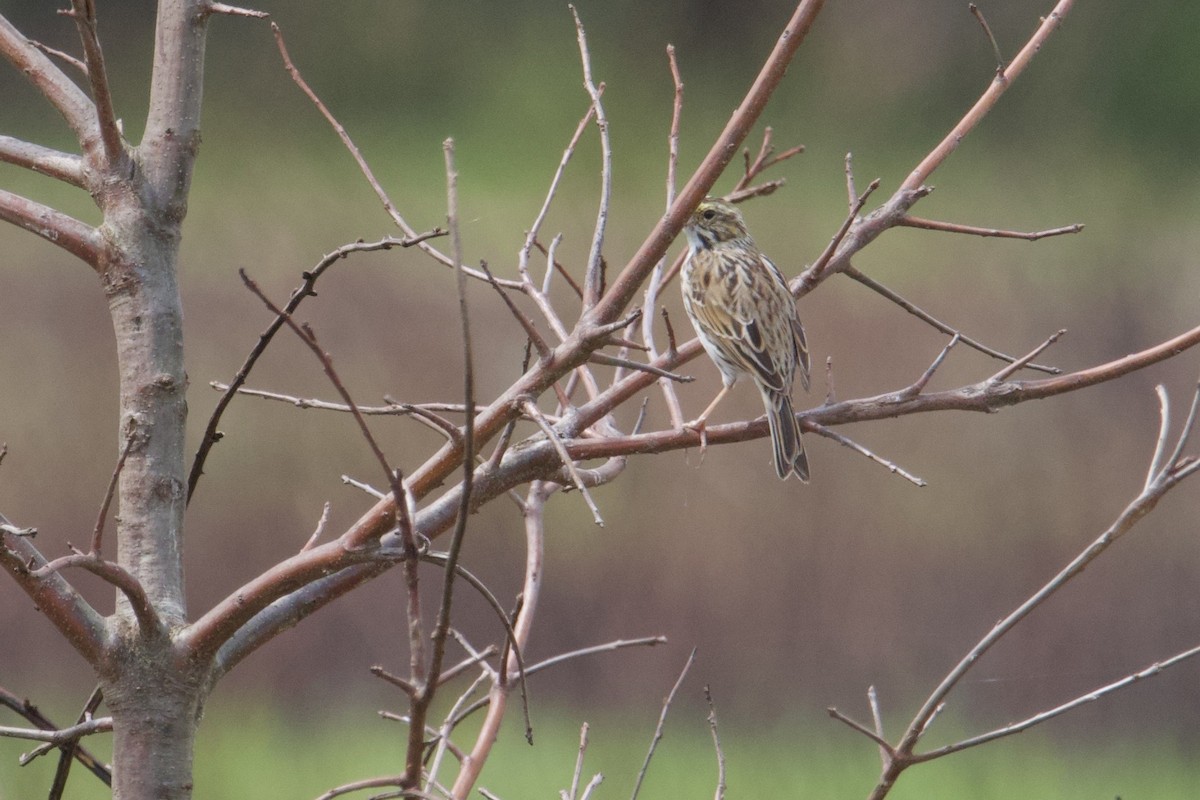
[681,417,710,465]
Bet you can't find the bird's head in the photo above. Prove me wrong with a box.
[684,198,749,250]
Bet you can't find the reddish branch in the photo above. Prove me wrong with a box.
[0,525,107,665]
[65,0,124,168]
[0,189,101,267]
[0,14,98,153]
[590,0,827,324]
[0,136,86,187]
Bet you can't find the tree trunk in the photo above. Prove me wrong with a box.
[103,209,189,627]
[103,641,207,800]
[98,201,198,798]
[98,4,208,795]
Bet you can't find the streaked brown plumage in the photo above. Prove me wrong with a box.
[681,198,811,481]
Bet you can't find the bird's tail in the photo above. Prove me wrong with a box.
[764,391,809,482]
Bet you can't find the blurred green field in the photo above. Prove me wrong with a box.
[3,701,1198,799]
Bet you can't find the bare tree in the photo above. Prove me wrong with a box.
[2,1,1199,798]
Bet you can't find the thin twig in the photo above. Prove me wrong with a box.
[66,0,124,168]
[312,776,437,800]
[665,45,683,209]
[844,152,857,212]
[1164,377,1200,473]
[898,335,960,399]
[868,685,888,769]
[1146,385,1174,490]
[208,2,270,18]
[567,722,589,800]
[901,0,1075,192]
[804,178,880,281]
[237,270,416,548]
[342,475,386,500]
[435,645,499,688]
[586,352,692,382]
[482,262,552,359]
[704,685,727,800]
[733,127,802,192]
[968,4,1006,75]
[0,716,112,744]
[578,774,604,800]
[842,266,1060,373]
[268,24,410,236]
[214,383,465,443]
[516,637,669,679]
[418,552,530,721]
[91,429,136,555]
[827,707,895,753]
[370,665,418,698]
[1,685,110,786]
[519,101,598,280]
[44,685,103,800]
[987,329,1066,383]
[630,647,696,800]
[449,630,499,682]
[570,5,612,310]
[807,422,926,487]
[723,179,787,203]
[916,641,1200,763]
[521,399,604,526]
[425,671,489,786]
[31,554,159,634]
[299,502,332,553]
[899,216,1083,240]
[188,233,443,501]
[533,236,584,299]
[445,636,668,731]
[413,138,480,791]
[27,40,87,75]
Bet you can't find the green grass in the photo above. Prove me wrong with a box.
[3,702,1198,799]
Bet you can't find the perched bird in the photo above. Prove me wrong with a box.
[681,198,811,481]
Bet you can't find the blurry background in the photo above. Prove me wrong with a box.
[3,1,1200,797]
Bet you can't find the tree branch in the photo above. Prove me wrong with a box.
[912,641,1200,762]
[0,188,102,267]
[0,135,86,187]
[0,686,111,786]
[570,6,612,311]
[33,554,161,635]
[67,0,125,168]
[0,12,100,153]
[588,0,827,324]
[0,716,112,745]
[857,381,1200,799]
[631,648,696,800]
[0,521,108,666]
[139,0,209,216]
[898,215,1083,241]
[900,0,1075,192]
[188,232,444,501]
[449,481,551,798]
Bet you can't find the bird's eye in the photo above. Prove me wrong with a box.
[702,209,716,220]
